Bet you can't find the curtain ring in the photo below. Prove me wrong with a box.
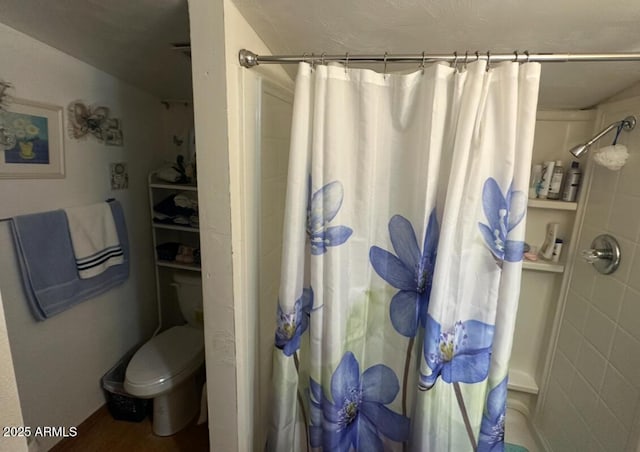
[525,50,530,63]
[420,51,426,73]
[452,51,458,72]
[310,53,316,69]
[344,52,349,74]
[383,52,388,79]
[463,51,469,70]
[486,51,491,71]
[302,52,308,64]
[320,52,326,66]
[513,50,519,63]
[475,51,480,62]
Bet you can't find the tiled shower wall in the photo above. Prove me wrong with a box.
[537,99,640,451]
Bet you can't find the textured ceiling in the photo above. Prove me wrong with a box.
[231,0,640,109]
[0,0,192,100]
[1,0,640,108]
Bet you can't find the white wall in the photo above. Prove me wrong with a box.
[605,81,640,104]
[158,100,195,167]
[0,290,27,452]
[188,2,237,450]
[188,0,292,450]
[0,23,163,451]
[537,96,640,451]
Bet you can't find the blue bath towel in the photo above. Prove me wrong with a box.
[10,200,129,320]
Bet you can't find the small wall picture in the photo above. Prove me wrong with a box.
[105,126,124,146]
[68,101,124,146]
[0,99,65,178]
[110,162,128,190]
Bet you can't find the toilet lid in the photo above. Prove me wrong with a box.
[126,326,204,387]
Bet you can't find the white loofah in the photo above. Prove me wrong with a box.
[593,144,629,171]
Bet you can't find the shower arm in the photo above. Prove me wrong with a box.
[584,118,633,147]
[569,115,636,158]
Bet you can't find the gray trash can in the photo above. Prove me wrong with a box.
[101,349,150,422]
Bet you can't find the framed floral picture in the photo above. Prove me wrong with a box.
[0,99,65,178]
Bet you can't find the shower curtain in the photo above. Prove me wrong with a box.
[269,59,540,451]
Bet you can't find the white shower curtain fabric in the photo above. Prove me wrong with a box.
[269,60,541,451]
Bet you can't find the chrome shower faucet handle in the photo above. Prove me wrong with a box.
[580,234,621,274]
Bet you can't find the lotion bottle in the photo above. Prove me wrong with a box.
[540,223,559,260]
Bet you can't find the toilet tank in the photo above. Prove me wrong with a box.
[172,273,203,329]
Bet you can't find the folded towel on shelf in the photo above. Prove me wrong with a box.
[171,215,191,226]
[173,192,198,210]
[64,202,124,279]
[155,166,183,183]
[10,200,130,321]
[154,194,197,218]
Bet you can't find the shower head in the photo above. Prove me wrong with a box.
[569,115,636,158]
[569,143,589,158]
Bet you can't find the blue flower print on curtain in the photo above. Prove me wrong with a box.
[478,178,526,262]
[419,314,495,390]
[275,288,313,356]
[307,180,353,255]
[478,376,508,452]
[369,210,439,337]
[311,352,410,451]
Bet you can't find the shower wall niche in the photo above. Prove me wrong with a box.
[509,110,595,416]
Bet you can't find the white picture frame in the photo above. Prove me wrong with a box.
[0,98,65,178]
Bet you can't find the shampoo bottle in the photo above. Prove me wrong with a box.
[561,161,581,202]
[551,238,563,263]
[547,160,564,200]
[538,161,555,199]
[529,164,542,199]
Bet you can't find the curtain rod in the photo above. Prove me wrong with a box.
[238,49,640,68]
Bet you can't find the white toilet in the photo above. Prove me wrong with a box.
[124,273,205,436]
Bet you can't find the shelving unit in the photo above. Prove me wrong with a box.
[149,176,198,194]
[522,259,564,273]
[148,172,202,331]
[153,223,200,233]
[527,198,577,211]
[522,199,572,274]
[522,196,581,276]
[156,261,202,271]
[149,180,198,191]
[148,173,201,273]
[149,182,200,271]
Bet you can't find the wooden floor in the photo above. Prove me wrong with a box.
[50,405,209,452]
